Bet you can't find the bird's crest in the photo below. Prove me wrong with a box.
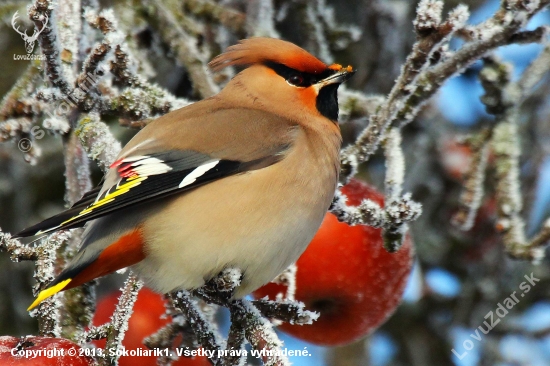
[209,37,328,75]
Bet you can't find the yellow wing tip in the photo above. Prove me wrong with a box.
[27,279,72,311]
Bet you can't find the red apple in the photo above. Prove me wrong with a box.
[93,287,209,366]
[0,336,94,365]
[254,178,413,346]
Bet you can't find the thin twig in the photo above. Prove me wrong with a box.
[452,128,493,231]
[382,128,421,252]
[28,0,72,96]
[340,0,548,181]
[169,290,222,364]
[75,113,122,172]
[183,0,246,36]
[142,0,220,98]
[478,51,550,260]
[101,273,143,366]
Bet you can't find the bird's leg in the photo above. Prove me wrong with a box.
[194,268,243,306]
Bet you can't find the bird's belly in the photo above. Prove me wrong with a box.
[136,166,333,297]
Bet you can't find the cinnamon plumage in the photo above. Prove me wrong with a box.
[16,37,355,310]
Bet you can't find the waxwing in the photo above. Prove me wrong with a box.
[16,37,355,310]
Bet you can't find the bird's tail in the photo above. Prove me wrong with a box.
[28,229,145,310]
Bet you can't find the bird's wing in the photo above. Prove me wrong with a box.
[16,101,297,237]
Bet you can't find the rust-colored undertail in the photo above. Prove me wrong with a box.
[28,230,145,310]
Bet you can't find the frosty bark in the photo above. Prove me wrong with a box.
[141,0,219,98]
[101,274,143,366]
[452,128,492,231]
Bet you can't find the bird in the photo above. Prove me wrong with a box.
[16,37,355,311]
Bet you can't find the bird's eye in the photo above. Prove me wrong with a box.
[287,74,305,87]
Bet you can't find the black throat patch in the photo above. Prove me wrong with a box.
[316,83,339,121]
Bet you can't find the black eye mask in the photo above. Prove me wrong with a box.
[264,61,337,88]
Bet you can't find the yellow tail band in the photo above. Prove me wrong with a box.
[27,278,72,311]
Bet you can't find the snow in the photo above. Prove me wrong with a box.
[414,0,443,29]
[289,300,319,325]
[43,117,70,134]
[384,128,404,199]
[331,188,385,227]
[224,267,243,288]
[448,4,470,30]
[100,9,124,45]
[56,0,81,87]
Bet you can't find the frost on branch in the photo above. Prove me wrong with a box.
[339,1,470,179]
[75,113,121,172]
[295,0,362,64]
[340,0,546,180]
[330,189,385,227]
[331,127,421,253]
[101,274,143,366]
[81,273,144,365]
[0,229,70,338]
[140,0,220,99]
[169,290,223,364]
[451,49,550,260]
[382,128,422,252]
[451,129,492,231]
[413,0,444,32]
[271,264,297,302]
[335,0,549,259]
[182,0,246,36]
[144,297,200,365]
[143,268,316,365]
[246,0,279,38]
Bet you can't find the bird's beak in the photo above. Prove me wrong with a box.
[314,65,355,91]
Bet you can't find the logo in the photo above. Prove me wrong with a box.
[11,11,48,60]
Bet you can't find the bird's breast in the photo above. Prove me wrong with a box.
[137,126,341,296]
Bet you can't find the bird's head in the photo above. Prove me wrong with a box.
[209,38,355,122]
